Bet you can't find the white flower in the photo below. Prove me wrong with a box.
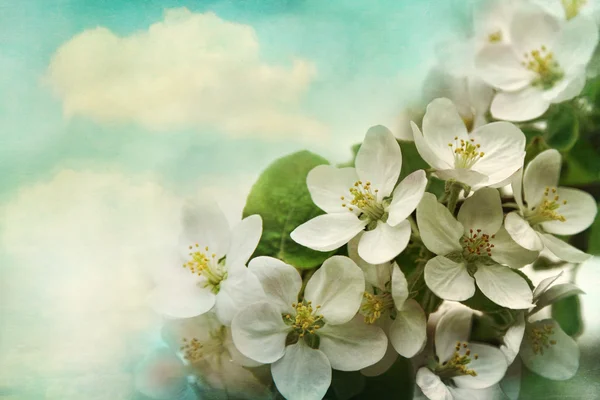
[149,200,265,325]
[291,125,428,264]
[475,5,599,121]
[417,189,537,309]
[346,234,427,373]
[416,304,508,400]
[161,312,272,399]
[231,256,387,400]
[500,272,583,380]
[532,0,600,24]
[411,98,526,188]
[506,149,597,263]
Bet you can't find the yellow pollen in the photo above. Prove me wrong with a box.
[435,342,478,379]
[562,0,587,19]
[284,301,324,337]
[343,180,385,220]
[526,187,567,225]
[488,30,503,43]
[522,47,564,89]
[448,137,484,169]
[527,324,558,355]
[183,244,226,292]
[360,292,394,324]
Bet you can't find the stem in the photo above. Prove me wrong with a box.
[408,215,421,243]
[298,268,316,301]
[445,180,470,214]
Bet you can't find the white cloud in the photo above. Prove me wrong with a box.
[46,8,327,139]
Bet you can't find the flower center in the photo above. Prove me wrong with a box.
[522,47,564,90]
[434,342,478,379]
[360,292,395,324]
[488,30,503,43]
[342,180,385,221]
[183,244,227,293]
[462,229,495,260]
[526,324,557,356]
[448,136,484,169]
[180,328,225,362]
[525,187,567,226]
[283,301,325,338]
[562,0,587,19]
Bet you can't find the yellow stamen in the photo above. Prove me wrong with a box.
[522,47,564,89]
[448,137,484,169]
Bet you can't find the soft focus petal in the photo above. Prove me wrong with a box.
[523,149,561,208]
[134,348,189,400]
[307,165,359,214]
[271,341,332,400]
[412,122,450,170]
[149,281,215,319]
[554,14,599,70]
[434,168,489,188]
[475,263,533,309]
[290,213,367,252]
[457,188,503,235]
[490,227,539,268]
[475,44,535,91]
[389,299,427,358]
[304,255,365,325]
[452,343,507,389]
[355,125,402,200]
[360,341,399,377]
[532,283,585,314]
[417,192,464,255]
[504,212,544,251]
[422,98,468,167]
[520,319,579,380]
[435,304,473,362]
[391,263,409,310]
[511,168,525,211]
[416,367,453,400]
[180,199,230,258]
[248,256,301,314]
[215,267,266,326]
[510,5,561,56]
[387,170,428,226]
[347,233,392,291]
[319,317,388,371]
[230,302,288,364]
[544,70,586,103]
[425,256,475,302]
[500,313,526,365]
[539,233,592,263]
[541,187,597,235]
[358,219,411,264]
[490,87,550,122]
[226,215,262,268]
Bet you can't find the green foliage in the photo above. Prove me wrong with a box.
[545,107,579,151]
[330,370,366,400]
[524,135,550,166]
[354,357,414,400]
[588,204,600,255]
[551,295,583,337]
[243,151,334,269]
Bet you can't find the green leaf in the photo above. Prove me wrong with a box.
[560,138,600,185]
[355,357,414,400]
[545,107,579,151]
[398,141,429,180]
[588,204,600,255]
[551,294,583,337]
[524,136,550,166]
[243,151,334,269]
[330,370,366,400]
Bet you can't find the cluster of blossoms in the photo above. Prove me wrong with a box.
[135,1,599,399]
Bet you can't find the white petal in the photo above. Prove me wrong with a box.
[355,125,402,199]
[134,348,188,400]
[347,233,392,291]
[290,213,367,252]
[533,271,564,300]
[511,168,525,211]
[544,71,586,103]
[468,77,494,117]
[500,313,526,365]
[435,305,473,362]
[215,267,266,326]
[417,192,464,255]
[387,170,428,226]
[389,299,427,358]
[149,281,215,319]
[554,15,599,70]
[539,233,592,263]
[223,328,264,368]
[226,214,262,268]
[490,227,539,269]
[520,319,579,380]
[425,256,475,302]
[416,367,453,400]
[475,44,534,91]
[307,165,359,214]
[533,283,585,314]
[490,87,550,122]
[271,341,332,400]
[319,317,388,371]
[469,122,526,187]
[180,198,230,258]
[510,6,561,56]
[523,149,561,208]
[422,98,468,168]
[230,302,288,364]
[248,256,301,314]
[475,263,533,309]
[304,256,365,325]
[412,121,450,170]
[458,188,503,235]
[434,168,489,189]
[360,341,399,377]
[504,212,543,251]
[541,187,597,235]
[391,263,409,310]
[452,343,507,389]
[358,219,411,264]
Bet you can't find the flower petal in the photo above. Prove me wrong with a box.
[360,341,399,377]
[389,299,427,358]
[180,198,230,258]
[554,15,599,71]
[435,304,473,362]
[307,165,360,214]
[319,317,388,371]
[504,212,544,251]
[511,168,525,210]
[457,187,503,235]
[500,313,526,365]
[355,125,402,200]
[452,343,507,389]
[226,214,262,268]
[412,122,450,170]
[417,192,464,255]
[541,187,597,235]
[271,341,332,400]
[416,367,453,400]
[533,271,564,300]
[230,301,288,364]
[434,169,489,188]
[520,319,579,380]
[387,170,428,226]
[490,227,539,268]
[422,98,468,168]
[134,348,189,400]
[304,255,365,325]
[290,213,367,252]
[347,233,392,291]
[474,263,533,309]
[510,5,561,56]
[358,219,411,264]
[424,256,475,302]
[523,149,561,208]
[544,70,586,103]
[149,281,215,319]
[532,283,585,315]
[391,263,409,310]
[539,233,592,263]
[490,87,550,122]
[475,44,535,91]
[215,267,266,326]
[248,256,301,314]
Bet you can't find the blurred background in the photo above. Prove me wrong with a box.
[0,0,598,398]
